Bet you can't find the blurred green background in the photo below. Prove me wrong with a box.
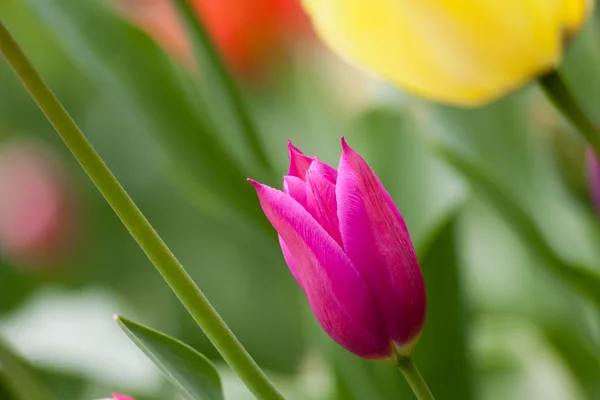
[1,1,600,399]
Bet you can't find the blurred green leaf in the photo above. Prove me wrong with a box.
[171,0,274,175]
[542,324,600,399]
[0,258,35,315]
[0,337,55,400]
[427,94,600,270]
[414,219,473,398]
[437,145,600,310]
[116,316,224,400]
[24,0,266,225]
[562,19,600,122]
[0,379,17,400]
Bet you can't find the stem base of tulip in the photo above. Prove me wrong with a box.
[397,357,435,400]
[539,70,600,156]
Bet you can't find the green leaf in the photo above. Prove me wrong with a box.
[413,218,473,399]
[437,145,600,310]
[170,0,274,175]
[0,258,34,315]
[542,323,600,399]
[24,0,267,226]
[561,18,600,122]
[116,316,224,400]
[0,337,55,400]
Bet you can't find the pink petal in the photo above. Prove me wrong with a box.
[283,175,307,210]
[305,163,343,247]
[336,138,426,347]
[112,394,135,400]
[287,140,314,179]
[249,179,391,359]
[280,175,308,287]
[311,157,338,184]
[278,236,303,288]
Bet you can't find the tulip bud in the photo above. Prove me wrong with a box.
[117,0,309,75]
[249,139,426,360]
[301,0,593,105]
[0,140,78,268]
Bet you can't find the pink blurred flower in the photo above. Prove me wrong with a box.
[112,394,135,400]
[249,139,426,360]
[117,0,310,75]
[0,139,78,268]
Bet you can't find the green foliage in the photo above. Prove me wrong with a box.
[0,338,55,400]
[117,316,224,400]
[1,0,600,398]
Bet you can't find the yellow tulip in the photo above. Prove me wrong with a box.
[302,0,593,105]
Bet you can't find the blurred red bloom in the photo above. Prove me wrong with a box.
[0,140,78,268]
[117,0,310,75]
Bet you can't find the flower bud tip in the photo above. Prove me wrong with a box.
[247,178,261,189]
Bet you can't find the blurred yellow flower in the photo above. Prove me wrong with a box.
[302,0,593,105]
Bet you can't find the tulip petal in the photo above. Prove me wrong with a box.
[278,236,304,287]
[311,157,338,183]
[305,163,343,247]
[249,179,391,359]
[280,176,310,286]
[336,139,426,347]
[283,175,308,210]
[287,141,314,179]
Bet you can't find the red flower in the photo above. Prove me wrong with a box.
[118,0,310,74]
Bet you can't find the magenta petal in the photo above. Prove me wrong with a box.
[283,175,308,210]
[278,236,303,288]
[336,139,426,347]
[287,141,314,179]
[281,177,309,287]
[305,164,343,247]
[311,157,338,184]
[249,179,391,359]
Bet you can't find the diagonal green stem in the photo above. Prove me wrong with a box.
[539,70,600,156]
[397,357,435,400]
[0,20,283,400]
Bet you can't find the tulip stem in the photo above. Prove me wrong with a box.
[539,70,600,156]
[397,357,435,400]
[0,20,284,400]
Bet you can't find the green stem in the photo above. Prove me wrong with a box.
[539,70,600,156]
[0,20,283,400]
[397,357,435,400]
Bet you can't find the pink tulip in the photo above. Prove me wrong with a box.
[249,138,426,360]
[0,140,78,267]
